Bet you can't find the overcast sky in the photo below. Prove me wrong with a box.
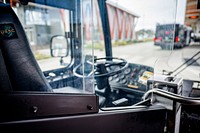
[109,0,187,31]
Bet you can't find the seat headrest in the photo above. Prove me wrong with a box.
[0,3,52,92]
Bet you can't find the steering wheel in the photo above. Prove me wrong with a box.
[73,57,128,78]
[73,57,128,107]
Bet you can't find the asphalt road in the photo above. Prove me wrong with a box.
[38,41,200,81]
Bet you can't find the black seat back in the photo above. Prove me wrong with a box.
[0,3,52,92]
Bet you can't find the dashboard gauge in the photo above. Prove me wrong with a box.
[114,78,120,82]
[124,68,131,75]
[131,72,136,77]
[121,79,127,84]
[133,68,137,72]
[113,74,118,78]
[119,75,125,79]
[109,76,113,81]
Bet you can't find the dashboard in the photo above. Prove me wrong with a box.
[109,63,154,91]
[43,61,154,105]
[99,63,154,106]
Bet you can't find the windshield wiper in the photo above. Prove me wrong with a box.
[162,51,200,76]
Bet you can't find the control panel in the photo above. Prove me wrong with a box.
[109,63,154,91]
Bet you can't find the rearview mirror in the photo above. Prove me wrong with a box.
[50,35,69,57]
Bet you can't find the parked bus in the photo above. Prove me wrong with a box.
[154,24,192,49]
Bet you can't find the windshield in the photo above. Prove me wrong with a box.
[104,0,199,81]
[10,0,199,107]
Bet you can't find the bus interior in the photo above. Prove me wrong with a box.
[0,0,200,132]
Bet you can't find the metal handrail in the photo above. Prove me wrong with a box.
[143,88,200,105]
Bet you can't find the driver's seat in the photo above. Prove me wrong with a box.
[0,2,52,92]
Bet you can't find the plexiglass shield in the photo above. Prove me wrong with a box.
[11,0,199,108]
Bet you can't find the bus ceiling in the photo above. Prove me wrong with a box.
[8,0,78,10]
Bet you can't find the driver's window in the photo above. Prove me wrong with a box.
[13,3,71,71]
[12,0,95,94]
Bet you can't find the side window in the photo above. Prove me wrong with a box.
[13,4,71,71]
[11,0,95,94]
